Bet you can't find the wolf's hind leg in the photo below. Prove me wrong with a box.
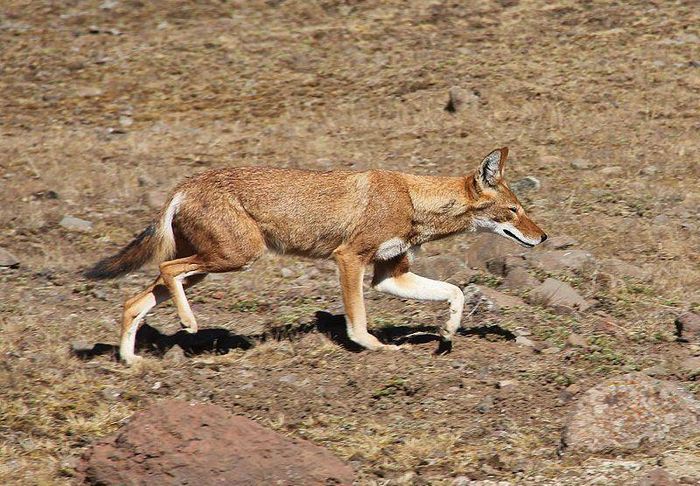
[120,273,206,364]
[159,256,208,333]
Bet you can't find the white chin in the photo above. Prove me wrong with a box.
[500,229,536,248]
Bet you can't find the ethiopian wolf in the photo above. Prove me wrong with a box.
[86,147,547,364]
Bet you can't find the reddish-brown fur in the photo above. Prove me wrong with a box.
[87,147,546,364]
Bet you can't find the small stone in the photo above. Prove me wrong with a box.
[71,341,93,353]
[600,166,623,176]
[677,357,700,379]
[280,267,294,278]
[101,387,122,401]
[525,249,595,273]
[445,87,463,113]
[527,278,591,314]
[641,166,658,176]
[0,248,19,268]
[119,115,133,127]
[486,255,526,276]
[444,87,478,113]
[76,86,103,97]
[541,235,578,250]
[476,395,495,413]
[540,155,564,166]
[515,336,536,348]
[452,477,472,486]
[162,345,186,363]
[59,215,93,232]
[394,471,417,485]
[675,312,700,342]
[500,266,540,290]
[496,380,517,391]
[510,176,541,196]
[558,383,581,403]
[99,0,118,9]
[279,374,298,384]
[571,159,591,170]
[542,346,561,354]
[643,365,670,378]
[566,333,588,348]
[463,284,526,312]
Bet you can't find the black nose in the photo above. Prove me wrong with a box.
[541,234,548,242]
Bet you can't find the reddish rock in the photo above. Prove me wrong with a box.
[79,400,354,485]
[562,374,700,453]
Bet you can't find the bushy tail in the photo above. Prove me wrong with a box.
[85,193,182,279]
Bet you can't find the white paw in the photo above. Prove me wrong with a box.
[378,344,402,351]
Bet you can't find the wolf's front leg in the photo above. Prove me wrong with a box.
[334,246,400,351]
[372,255,465,348]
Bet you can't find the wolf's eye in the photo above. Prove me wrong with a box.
[509,207,518,214]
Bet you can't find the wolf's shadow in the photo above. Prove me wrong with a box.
[72,311,516,360]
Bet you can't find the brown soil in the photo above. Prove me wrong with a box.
[1,1,698,484]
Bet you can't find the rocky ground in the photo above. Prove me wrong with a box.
[1,1,699,484]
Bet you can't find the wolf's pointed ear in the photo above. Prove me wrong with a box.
[476,147,508,188]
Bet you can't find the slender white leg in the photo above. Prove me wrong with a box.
[373,272,465,341]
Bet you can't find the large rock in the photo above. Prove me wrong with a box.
[0,247,19,268]
[465,234,522,270]
[412,254,468,282]
[524,249,594,274]
[562,373,700,453]
[464,284,526,312]
[500,266,540,290]
[527,278,591,314]
[79,400,354,485]
[599,258,649,282]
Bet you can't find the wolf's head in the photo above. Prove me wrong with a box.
[467,147,547,247]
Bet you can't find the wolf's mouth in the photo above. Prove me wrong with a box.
[503,229,535,248]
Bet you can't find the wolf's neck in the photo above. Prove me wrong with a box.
[404,174,476,243]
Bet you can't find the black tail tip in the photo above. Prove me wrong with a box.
[83,259,121,280]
